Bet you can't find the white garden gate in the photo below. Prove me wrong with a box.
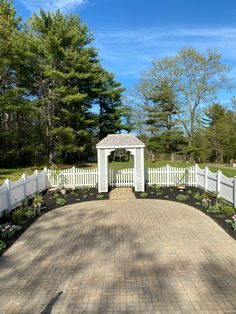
[109,168,134,187]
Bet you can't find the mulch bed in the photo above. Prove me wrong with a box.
[135,186,236,240]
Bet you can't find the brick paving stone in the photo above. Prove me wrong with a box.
[0,199,235,313]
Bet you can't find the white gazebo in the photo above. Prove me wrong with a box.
[96,134,145,193]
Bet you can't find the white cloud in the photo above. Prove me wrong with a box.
[94,26,236,101]
[19,0,87,12]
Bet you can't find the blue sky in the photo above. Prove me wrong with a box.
[13,0,236,103]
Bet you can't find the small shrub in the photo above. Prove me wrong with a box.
[33,194,43,206]
[1,224,21,239]
[12,208,27,225]
[176,194,189,201]
[225,214,236,231]
[96,194,104,200]
[193,192,204,201]
[207,203,221,214]
[217,198,235,216]
[140,192,148,198]
[24,207,37,219]
[156,191,163,196]
[51,192,59,199]
[187,190,192,194]
[55,198,68,206]
[169,188,174,192]
[0,240,6,252]
[81,187,91,194]
[1,210,12,222]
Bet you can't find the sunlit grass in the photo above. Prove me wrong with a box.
[1,160,236,185]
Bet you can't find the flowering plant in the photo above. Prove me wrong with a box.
[225,214,236,231]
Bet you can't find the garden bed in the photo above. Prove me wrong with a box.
[135,186,236,240]
[0,188,109,255]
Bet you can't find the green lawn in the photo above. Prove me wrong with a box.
[1,160,236,185]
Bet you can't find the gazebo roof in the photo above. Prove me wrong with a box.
[96,134,145,149]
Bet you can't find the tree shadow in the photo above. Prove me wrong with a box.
[40,291,63,314]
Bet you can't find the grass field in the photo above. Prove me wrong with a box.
[1,160,236,185]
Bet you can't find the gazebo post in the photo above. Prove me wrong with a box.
[134,147,145,192]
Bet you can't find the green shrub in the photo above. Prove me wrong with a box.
[176,194,189,201]
[187,189,192,194]
[12,206,38,225]
[225,219,236,231]
[81,187,91,194]
[0,240,6,252]
[51,192,59,199]
[33,194,43,206]
[169,188,174,192]
[217,198,235,216]
[55,198,68,206]
[140,192,148,198]
[96,194,104,200]
[207,203,221,214]
[1,210,12,222]
[24,207,37,219]
[12,208,27,225]
[156,191,163,196]
[1,224,21,239]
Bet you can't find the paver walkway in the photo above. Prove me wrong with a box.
[0,200,236,313]
[109,188,136,200]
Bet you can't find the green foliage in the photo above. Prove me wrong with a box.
[140,192,148,198]
[12,206,37,225]
[1,224,21,239]
[207,198,234,216]
[0,4,125,167]
[55,198,67,206]
[0,240,6,252]
[175,194,189,201]
[225,217,236,231]
[32,194,43,211]
[96,194,104,200]
[187,190,192,194]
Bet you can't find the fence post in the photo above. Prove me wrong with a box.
[195,164,198,187]
[5,179,11,210]
[44,167,48,188]
[34,170,38,192]
[234,176,236,208]
[72,166,76,189]
[166,164,170,186]
[204,166,208,191]
[216,170,221,197]
[22,174,27,197]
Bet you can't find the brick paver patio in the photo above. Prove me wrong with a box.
[0,199,236,313]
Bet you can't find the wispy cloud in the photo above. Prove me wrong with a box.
[95,26,236,86]
[19,0,87,12]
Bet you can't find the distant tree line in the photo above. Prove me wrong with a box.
[129,47,236,163]
[0,0,129,167]
[1,0,236,167]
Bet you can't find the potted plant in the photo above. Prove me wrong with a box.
[59,173,67,195]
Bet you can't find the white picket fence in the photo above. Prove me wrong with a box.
[0,169,48,212]
[109,168,134,187]
[1,164,236,212]
[46,167,98,188]
[146,165,196,186]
